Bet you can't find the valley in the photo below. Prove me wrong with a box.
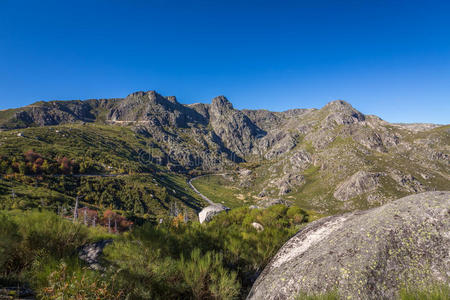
[1,91,448,216]
[0,90,448,299]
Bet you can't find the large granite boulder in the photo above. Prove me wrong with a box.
[198,204,229,224]
[247,191,450,300]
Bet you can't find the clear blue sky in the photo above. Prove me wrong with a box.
[1,0,449,123]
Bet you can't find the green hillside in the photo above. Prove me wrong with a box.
[0,124,204,221]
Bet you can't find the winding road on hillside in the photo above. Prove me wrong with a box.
[188,175,216,205]
[23,171,223,207]
[188,174,230,206]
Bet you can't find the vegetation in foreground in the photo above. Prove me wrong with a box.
[296,285,450,300]
[1,207,448,299]
[0,205,308,299]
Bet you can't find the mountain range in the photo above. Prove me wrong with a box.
[0,90,448,214]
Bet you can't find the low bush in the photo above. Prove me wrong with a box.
[0,206,307,299]
[0,210,88,281]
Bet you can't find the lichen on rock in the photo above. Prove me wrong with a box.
[247,191,450,300]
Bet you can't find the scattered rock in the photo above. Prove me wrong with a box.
[390,170,425,193]
[258,198,292,208]
[277,174,304,195]
[258,189,267,198]
[288,149,312,171]
[251,222,264,231]
[239,168,253,177]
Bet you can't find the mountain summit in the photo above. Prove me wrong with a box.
[0,91,448,213]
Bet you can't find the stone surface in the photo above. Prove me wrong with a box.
[251,222,264,231]
[247,192,450,300]
[198,204,229,224]
[209,95,264,157]
[257,198,292,208]
[78,239,113,270]
[1,90,448,212]
[333,171,382,201]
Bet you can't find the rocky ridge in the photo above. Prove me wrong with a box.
[0,91,448,212]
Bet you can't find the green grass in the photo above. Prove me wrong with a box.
[295,283,450,300]
[0,205,309,299]
[0,172,203,222]
[191,174,252,208]
[0,123,208,219]
[0,123,156,174]
[296,290,340,300]
[399,283,450,300]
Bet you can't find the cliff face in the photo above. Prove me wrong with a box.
[1,91,448,212]
[108,91,207,127]
[247,191,450,300]
[209,96,265,157]
[0,98,121,128]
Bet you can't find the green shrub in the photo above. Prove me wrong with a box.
[179,248,240,299]
[101,204,307,298]
[37,261,123,299]
[0,213,21,277]
[0,205,307,299]
[399,283,450,300]
[0,210,88,280]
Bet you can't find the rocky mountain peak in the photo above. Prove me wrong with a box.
[124,90,161,103]
[324,99,353,108]
[119,90,184,111]
[321,99,365,125]
[208,95,265,157]
[211,96,234,114]
[107,90,207,127]
[166,96,178,104]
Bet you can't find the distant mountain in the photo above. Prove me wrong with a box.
[0,90,448,213]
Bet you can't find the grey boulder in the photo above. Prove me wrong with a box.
[78,239,113,270]
[247,191,450,300]
[199,204,229,224]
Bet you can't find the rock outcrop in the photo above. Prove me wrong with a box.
[321,100,365,126]
[248,191,450,300]
[333,171,382,201]
[251,222,264,231]
[1,90,448,212]
[78,239,113,270]
[108,91,207,127]
[198,204,229,224]
[0,99,120,129]
[209,96,264,157]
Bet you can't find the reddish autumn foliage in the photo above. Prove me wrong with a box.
[100,210,133,232]
[24,150,42,163]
